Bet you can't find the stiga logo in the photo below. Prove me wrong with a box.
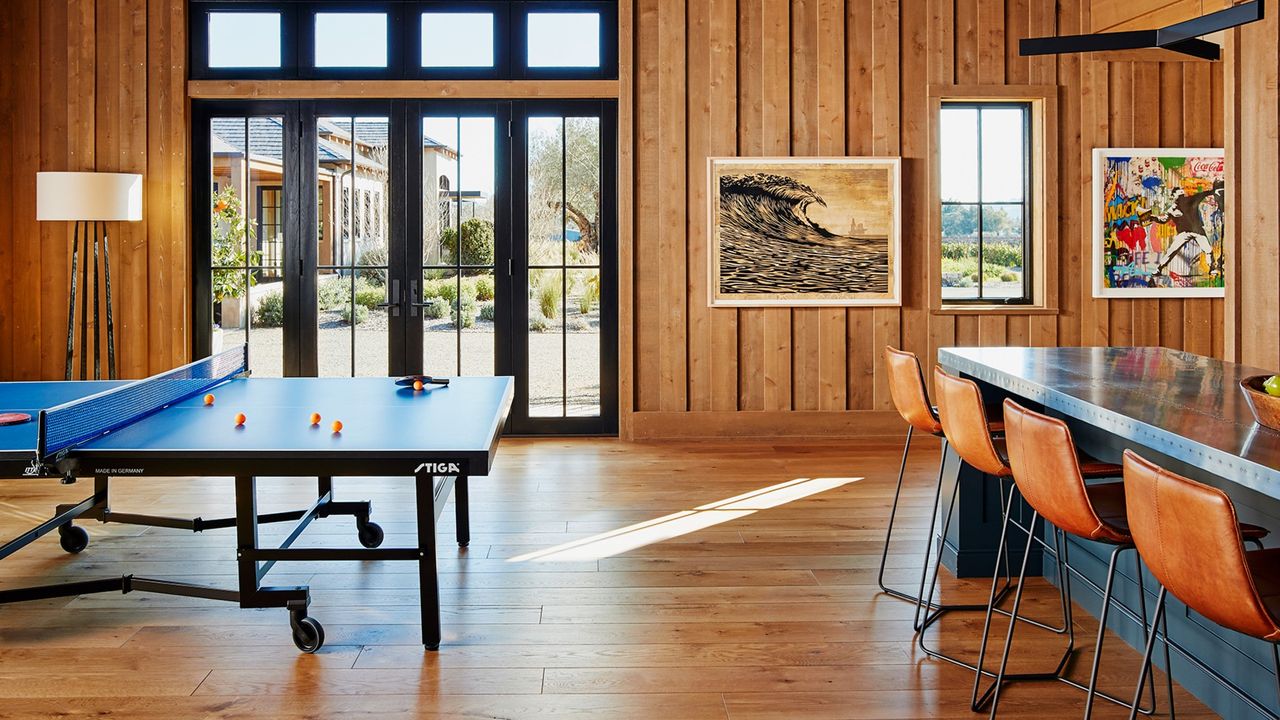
[422,462,463,474]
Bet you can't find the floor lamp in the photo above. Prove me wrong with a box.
[36,172,143,380]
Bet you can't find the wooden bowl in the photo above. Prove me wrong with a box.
[1240,376,1280,432]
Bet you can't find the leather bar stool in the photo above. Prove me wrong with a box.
[920,367,1098,678]
[979,399,1159,719]
[880,347,1006,614]
[1123,450,1280,720]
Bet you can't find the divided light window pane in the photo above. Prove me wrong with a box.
[939,107,978,202]
[527,13,601,68]
[315,13,389,68]
[422,13,496,67]
[980,108,1025,202]
[208,12,282,68]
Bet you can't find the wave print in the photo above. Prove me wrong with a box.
[717,173,889,295]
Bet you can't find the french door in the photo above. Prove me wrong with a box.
[192,99,616,434]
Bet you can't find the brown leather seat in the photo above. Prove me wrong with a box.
[1123,450,1280,642]
[884,347,1004,436]
[933,368,1120,480]
[1001,399,1131,545]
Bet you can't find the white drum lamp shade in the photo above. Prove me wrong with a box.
[36,172,143,222]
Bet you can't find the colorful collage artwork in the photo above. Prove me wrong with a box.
[1092,148,1226,298]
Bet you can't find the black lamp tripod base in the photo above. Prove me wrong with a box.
[65,220,116,381]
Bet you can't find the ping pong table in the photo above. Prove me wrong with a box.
[0,344,513,652]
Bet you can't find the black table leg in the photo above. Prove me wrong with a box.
[455,474,470,548]
[415,469,441,650]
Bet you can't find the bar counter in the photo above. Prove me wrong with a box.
[938,346,1280,719]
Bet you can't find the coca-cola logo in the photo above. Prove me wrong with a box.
[1184,157,1224,176]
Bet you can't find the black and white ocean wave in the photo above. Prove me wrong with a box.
[717,173,889,295]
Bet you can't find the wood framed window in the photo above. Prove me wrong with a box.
[928,85,1058,315]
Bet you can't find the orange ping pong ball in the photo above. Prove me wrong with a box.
[331,420,343,433]
[310,412,322,426]
[234,412,246,426]
[204,394,215,406]
[413,379,424,391]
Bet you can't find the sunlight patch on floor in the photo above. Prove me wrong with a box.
[506,476,863,562]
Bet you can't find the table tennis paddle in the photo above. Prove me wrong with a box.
[0,412,32,426]
[395,375,450,387]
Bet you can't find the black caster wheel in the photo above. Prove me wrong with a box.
[291,616,325,653]
[59,525,89,554]
[357,521,385,549]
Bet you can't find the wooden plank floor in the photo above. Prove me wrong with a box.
[0,437,1217,719]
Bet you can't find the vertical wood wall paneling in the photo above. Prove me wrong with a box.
[869,0,901,411]
[816,0,848,412]
[685,0,711,412]
[632,0,660,410]
[0,0,187,380]
[845,0,876,410]
[760,0,792,412]
[735,0,765,411]
[657,0,687,412]
[789,0,821,412]
[9,0,42,379]
[625,0,1230,437]
[708,0,739,412]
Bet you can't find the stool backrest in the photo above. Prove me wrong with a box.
[1123,450,1280,642]
[933,366,1008,477]
[1002,400,1127,543]
[884,347,942,434]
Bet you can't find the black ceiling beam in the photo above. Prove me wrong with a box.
[1019,0,1262,59]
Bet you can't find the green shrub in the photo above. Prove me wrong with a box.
[999,270,1018,283]
[576,272,600,314]
[440,219,495,266]
[568,316,589,332]
[529,313,553,332]
[423,297,450,320]
[423,268,451,281]
[317,277,348,310]
[437,281,458,304]
[478,301,496,322]
[355,285,384,310]
[474,275,495,302]
[254,291,284,328]
[941,240,1023,268]
[340,304,369,325]
[451,287,477,329]
[356,247,388,286]
[537,276,561,320]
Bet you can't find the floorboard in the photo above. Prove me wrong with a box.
[0,437,1217,718]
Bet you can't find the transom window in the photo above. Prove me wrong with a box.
[939,101,1032,304]
[190,1,618,80]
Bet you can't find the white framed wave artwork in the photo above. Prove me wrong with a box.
[708,156,902,307]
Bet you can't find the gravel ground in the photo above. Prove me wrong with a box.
[229,306,602,417]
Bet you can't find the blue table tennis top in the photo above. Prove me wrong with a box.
[0,376,513,476]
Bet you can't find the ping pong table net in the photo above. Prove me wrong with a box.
[36,344,249,466]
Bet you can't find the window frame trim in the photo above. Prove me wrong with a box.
[927,84,1059,316]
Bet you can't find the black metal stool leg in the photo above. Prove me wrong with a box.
[986,509,1042,719]
[970,486,1020,710]
[1129,587,1169,720]
[878,425,927,604]
[912,438,950,629]
[1084,544,1124,718]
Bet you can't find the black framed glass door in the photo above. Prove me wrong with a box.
[510,100,617,434]
[193,99,616,434]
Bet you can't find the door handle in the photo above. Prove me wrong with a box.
[408,280,426,317]
[375,278,401,317]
